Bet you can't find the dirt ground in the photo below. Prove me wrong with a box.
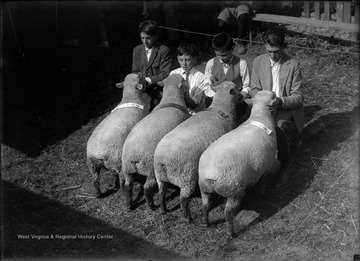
[1,2,360,261]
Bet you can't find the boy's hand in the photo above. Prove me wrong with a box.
[210,76,218,84]
[267,97,282,113]
[190,87,204,104]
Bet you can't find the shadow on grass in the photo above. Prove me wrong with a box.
[2,180,183,260]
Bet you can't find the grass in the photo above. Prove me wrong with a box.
[2,25,359,260]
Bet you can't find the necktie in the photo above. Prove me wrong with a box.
[146,48,151,61]
[223,63,230,68]
[185,71,190,90]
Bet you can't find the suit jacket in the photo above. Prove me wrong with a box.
[250,53,304,133]
[131,43,171,86]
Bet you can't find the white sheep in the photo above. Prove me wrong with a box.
[86,73,149,198]
[121,74,190,210]
[198,90,281,237]
[153,81,242,222]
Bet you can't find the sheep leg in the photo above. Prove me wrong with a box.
[224,193,243,238]
[88,163,101,198]
[119,172,125,191]
[144,175,157,210]
[201,191,212,227]
[180,187,192,223]
[124,174,135,210]
[158,181,168,214]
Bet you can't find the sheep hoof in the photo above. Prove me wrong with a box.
[125,202,134,211]
[93,190,102,198]
[182,216,192,223]
[200,223,210,228]
[227,232,236,239]
[148,203,157,211]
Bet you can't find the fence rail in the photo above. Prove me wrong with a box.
[253,1,359,41]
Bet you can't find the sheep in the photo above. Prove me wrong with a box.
[121,74,190,210]
[198,90,281,238]
[153,81,242,222]
[86,73,149,198]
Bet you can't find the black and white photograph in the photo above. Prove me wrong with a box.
[1,1,359,260]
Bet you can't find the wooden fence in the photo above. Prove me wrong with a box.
[252,1,359,41]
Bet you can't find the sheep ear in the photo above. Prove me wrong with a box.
[157,81,164,87]
[116,82,124,89]
[178,81,184,89]
[239,92,244,102]
[136,84,144,90]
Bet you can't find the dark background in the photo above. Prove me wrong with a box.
[0,0,318,157]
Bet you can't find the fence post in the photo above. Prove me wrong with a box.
[352,3,359,41]
[324,1,331,20]
[336,1,344,22]
[343,1,351,23]
[304,1,310,18]
[314,1,321,20]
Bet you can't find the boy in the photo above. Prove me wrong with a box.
[132,20,172,111]
[204,32,250,118]
[250,27,304,188]
[170,43,212,115]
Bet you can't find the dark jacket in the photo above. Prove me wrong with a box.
[131,42,171,86]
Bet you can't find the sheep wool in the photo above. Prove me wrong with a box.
[154,81,242,222]
[198,90,280,238]
[86,73,149,198]
[122,74,190,210]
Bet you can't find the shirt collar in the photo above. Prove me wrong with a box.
[181,67,195,75]
[269,57,281,67]
[219,56,233,68]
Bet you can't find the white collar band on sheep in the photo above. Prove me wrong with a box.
[206,107,230,120]
[153,103,187,113]
[248,120,273,135]
[111,102,145,113]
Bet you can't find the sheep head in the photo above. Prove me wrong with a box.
[252,90,276,106]
[211,81,243,106]
[161,74,185,89]
[116,73,144,92]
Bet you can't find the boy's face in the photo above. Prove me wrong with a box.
[214,49,233,64]
[265,43,284,63]
[177,54,195,72]
[140,32,156,49]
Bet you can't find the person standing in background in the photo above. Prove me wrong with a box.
[131,20,172,111]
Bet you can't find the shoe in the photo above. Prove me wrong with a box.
[301,122,326,143]
[276,167,291,189]
[309,122,326,136]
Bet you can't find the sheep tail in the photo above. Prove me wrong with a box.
[122,160,139,175]
[199,178,216,194]
[155,163,169,183]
